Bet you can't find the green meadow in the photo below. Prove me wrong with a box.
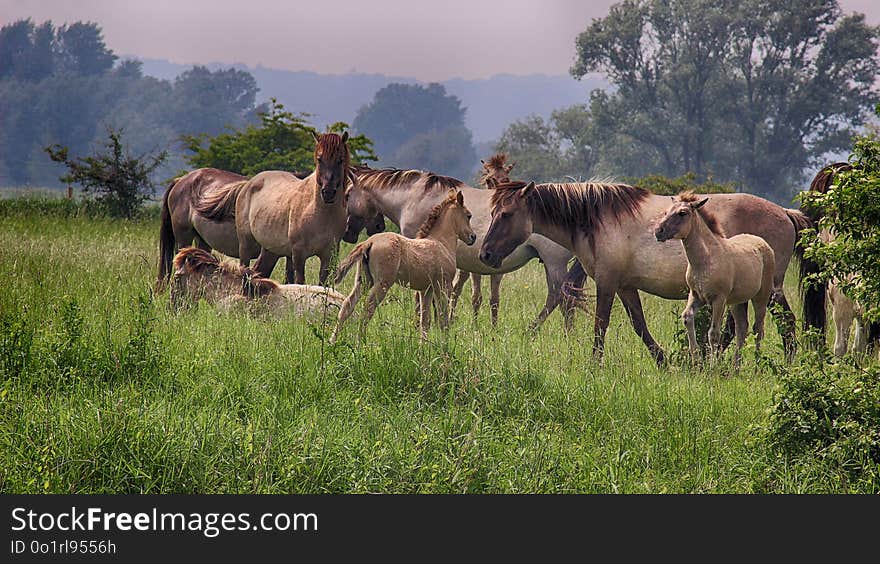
[0,200,871,493]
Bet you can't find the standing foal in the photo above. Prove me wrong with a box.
[654,192,776,366]
[330,190,477,344]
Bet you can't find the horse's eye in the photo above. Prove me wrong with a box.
[502,211,512,219]
[678,210,687,216]
[467,213,472,219]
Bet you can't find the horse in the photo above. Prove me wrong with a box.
[343,165,577,333]
[156,166,320,290]
[654,193,775,366]
[479,181,811,365]
[449,153,518,325]
[169,247,345,318]
[799,163,879,357]
[330,190,477,344]
[234,132,352,285]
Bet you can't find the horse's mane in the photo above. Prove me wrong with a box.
[193,180,249,221]
[491,180,649,248]
[809,162,852,195]
[416,192,460,239]
[354,166,464,193]
[479,153,510,188]
[172,247,279,298]
[315,132,351,170]
[677,191,725,237]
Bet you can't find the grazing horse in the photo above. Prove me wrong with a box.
[655,193,775,366]
[343,165,577,332]
[235,132,351,285]
[799,163,879,356]
[169,247,345,317]
[479,181,811,365]
[330,190,477,344]
[450,153,518,325]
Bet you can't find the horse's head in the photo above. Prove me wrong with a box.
[313,131,350,204]
[449,190,477,246]
[342,172,386,243]
[654,194,709,242]
[480,181,534,268]
[480,153,516,189]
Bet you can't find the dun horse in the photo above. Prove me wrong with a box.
[799,163,879,356]
[330,190,477,344]
[235,132,352,285]
[654,193,775,366]
[449,153,518,325]
[344,164,577,333]
[170,247,344,317]
[480,181,811,365]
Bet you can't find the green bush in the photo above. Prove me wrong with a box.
[627,172,735,196]
[760,354,880,488]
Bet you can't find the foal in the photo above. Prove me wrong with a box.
[654,193,776,366]
[170,247,345,318]
[330,190,477,344]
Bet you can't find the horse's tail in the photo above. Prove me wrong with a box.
[193,180,248,222]
[561,259,589,302]
[335,241,371,285]
[785,206,827,334]
[156,178,179,292]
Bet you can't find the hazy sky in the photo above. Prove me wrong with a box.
[2,0,878,81]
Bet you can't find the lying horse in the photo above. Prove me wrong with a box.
[655,193,775,367]
[331,190,477,344]
[170,247,344,318]
[480,181,811,365]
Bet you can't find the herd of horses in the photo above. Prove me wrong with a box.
[159,131,877,366]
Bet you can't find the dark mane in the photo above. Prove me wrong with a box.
[677,191,725,237]
[485,153,508,169]
[480,153,511,188]
[193,180,249,221]
[416,192,459,239]
[353,166,463,193]
[809,162,852,195]
[491,180,650,249]
[315,132,351,170]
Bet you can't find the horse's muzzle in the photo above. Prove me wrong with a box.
[654,228,669,242]
[321,188,337,204]
[466,233,477,246]
[479,249,502,268]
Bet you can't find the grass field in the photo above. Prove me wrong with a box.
[0,203,869,493]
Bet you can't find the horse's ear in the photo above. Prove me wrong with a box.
[456,191,464,205]
[341,131,349,143]
[480,159,486,165]
[518,181,535,199]
[311,130,320,143]
[694,197,709,209]
[506,161,516,172]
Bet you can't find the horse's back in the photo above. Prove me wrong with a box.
[727,233,776,299]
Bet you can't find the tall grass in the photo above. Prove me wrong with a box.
[0,207,869,492]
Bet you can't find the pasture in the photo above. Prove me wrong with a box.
[0,202,863,493]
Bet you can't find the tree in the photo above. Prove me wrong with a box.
[494,105,597,182]
[45,129,167,219]
[392,125,478,181]
[801,107,880,322]
[353,83,472,160]
[170,66,259,137]
[183,98,377,176]
[54,22,116,76]
[571,0,880,201]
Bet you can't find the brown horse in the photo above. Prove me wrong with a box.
[233,132,352,285]
[330,190,476,344]
[480,181,811,365]
[449,153,518,325]
[655,193,775,367]
[170,247,345,317]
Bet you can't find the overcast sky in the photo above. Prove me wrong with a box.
[2,0,878,81]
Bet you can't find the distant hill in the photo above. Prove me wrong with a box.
[136,58,606,143]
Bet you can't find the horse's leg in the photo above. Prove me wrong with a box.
[529,261,566,334]
[592,283,616,361]
[682,292,703,363]
[731,302,749,369]
[708,298,727,361]
[252,249,281,279]
[831,291,854,357]
[769,289,796,361]
[489,274,502,327]
[853,315,867,356]
[449,270,469,321]
[318,249,332,287]
[287,252,307,285]
[434,281,452,331]
[330,263,370,345]
[419,286,434,341]
[194,233,211,252]
[753,296,769,359]
[471,274,483,320]
[617,288,665,366]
